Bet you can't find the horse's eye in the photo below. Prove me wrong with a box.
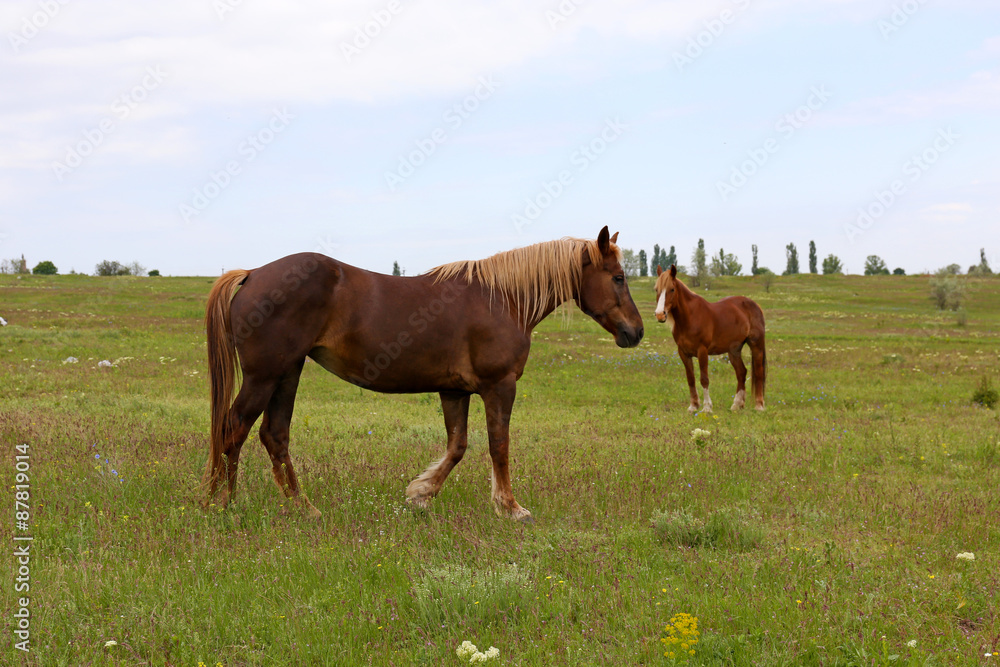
[614,275,625,284]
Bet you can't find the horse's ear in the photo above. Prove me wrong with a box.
[670,264,677,278]
[597,226,610,254]
[656,265,664,276]
[610,231,619,244]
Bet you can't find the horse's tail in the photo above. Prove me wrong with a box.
[203,269,250,499]
[749,301,767,409]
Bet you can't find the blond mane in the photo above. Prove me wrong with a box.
[427,237,619,327]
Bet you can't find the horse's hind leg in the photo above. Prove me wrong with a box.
[259,362,321,519]
[728,347,748,411]
[212,380,275,510]
[406,391,471,509]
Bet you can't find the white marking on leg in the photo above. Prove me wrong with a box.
[702,387,713,412]
[731,388,745,410]
[406,456,445,502]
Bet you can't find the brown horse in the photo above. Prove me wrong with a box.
[653,264,766,412]
[202,226,643,521]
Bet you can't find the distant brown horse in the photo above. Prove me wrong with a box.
[653,264,766,412]
[202,226,643,521]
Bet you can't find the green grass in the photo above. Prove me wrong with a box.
[2,271,999,666]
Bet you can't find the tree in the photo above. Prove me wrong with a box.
[621,249,640,277]
[5,255,29,274]
[690,239,707,286]
[638,249,648,277]
[892,267,905,276]
[392,261,401,277]
[783,243,799,276]
[808,241,817,274]
[148,269,161,277]
[751,244,759,275]
[822,254,842,275]
[664,245,677,270]
[710,248,742,276]
[651,244,661,272]
[940,263,962,275]
[127,261,146,277]
[95,260,130,276]
[32,261,57,275]
[864,255,890,276]
[969,248,993,275]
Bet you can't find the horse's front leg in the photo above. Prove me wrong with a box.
[481,377,532,522]
[680,352,699,413]
[406,391,471,509]
[697,347,713,412]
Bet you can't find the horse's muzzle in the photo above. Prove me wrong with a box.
[615,324,643,348]
[655,312,667,323]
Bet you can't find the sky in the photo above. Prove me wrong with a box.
[1,0,998,277]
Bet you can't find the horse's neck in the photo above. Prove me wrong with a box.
[672,281,705,320]
[519,293,562,332]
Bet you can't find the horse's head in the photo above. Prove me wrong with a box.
[653,264,679,323]
[576,226,644,348]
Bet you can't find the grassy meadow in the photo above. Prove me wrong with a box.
[2,270,999,666]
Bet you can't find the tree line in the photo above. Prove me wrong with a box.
[618,241,994,284]
[0,257,159,276]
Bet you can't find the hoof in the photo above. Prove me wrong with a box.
[406,495,431,512]
[755,405,766,412]
[303,503,323,520]
[517,512,535,525]
[687,404,699,414]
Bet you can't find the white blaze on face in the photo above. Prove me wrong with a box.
[655,289,667,321]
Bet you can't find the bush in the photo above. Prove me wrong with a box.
[32,260,58,275]
[972,377,998,409]
[929,271,966,310]
[148,269,160,277]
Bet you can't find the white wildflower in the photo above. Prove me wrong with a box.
[470,653,487,664]
[907,640,917,648]
[104,640,117,647]
[456,640,478,658]
[485,646,500,659]
[690,428,711,441]
[956,552,975,561]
